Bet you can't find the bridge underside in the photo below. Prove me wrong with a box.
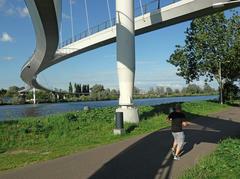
[21,0,240,122]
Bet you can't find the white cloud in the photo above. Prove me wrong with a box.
[1,2,29,18]
[1,56,14,61]
[17,7,29,17]
[5,8,15,15]
[0,0,28,18]
[0,32,13,42]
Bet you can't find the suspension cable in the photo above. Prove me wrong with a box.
[60,21,63,47]
[106,0,112,27]
[69,0,74,42]
[139,0,144,17]
[41,73,52,90]
[84,0,90,35]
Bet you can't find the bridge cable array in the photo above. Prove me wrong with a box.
[84,0,90,35]
[139,0,144,17]
[60,0,164,49]
[60,21,63,45]
[69,0,74,42]
[40,73,52,91]
[106,0,113,27]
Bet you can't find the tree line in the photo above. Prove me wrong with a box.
[0,83,217,105]
[136,83,216,98]
[68,83,119,101]
[68,82,90,95]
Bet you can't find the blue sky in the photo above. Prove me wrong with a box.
[1,0,234,91]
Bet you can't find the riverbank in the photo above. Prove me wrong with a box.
[0,93,217,106]
[0,101,229,171]
[0,95,217,121]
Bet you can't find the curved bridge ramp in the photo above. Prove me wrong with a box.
[21,0,240,91]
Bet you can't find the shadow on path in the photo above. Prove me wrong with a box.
[90,109,240,179]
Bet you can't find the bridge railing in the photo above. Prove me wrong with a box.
[135,0,158,17]
[58,0,180,49]
[58,17,116,48]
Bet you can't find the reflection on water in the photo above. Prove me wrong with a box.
[0,95,217,121]
[23,106,39,117]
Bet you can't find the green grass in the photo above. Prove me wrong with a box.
[228,99,240,106]
[182,100,229,115]
[181,138,240,179]
[0,101,229,171]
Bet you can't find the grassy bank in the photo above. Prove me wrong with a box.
[181,138,240,179]
[0,101,228,171]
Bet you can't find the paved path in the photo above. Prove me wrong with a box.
[0,107,240,179]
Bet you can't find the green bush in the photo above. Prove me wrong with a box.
[64,113,78,122]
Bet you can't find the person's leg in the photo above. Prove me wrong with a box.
[171,141,177,155]
[172,141,177,150]
[175,145,182,156]
[174,145,181,160]
[175,132,185,156]
[172,133,177,154]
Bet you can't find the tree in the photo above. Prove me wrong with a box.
[168,11,240,104]
[110,89,118,98]
[203,83,215,94]
[91,84,104,94]
[147,87,155,95]
[78,84,82,94]
[74,83,77,93]
[89,84,106,100]
[183,84,202,94]
[174,89,180,94]
[134,86,141,95]
[0,89,7,98]
[86,85,90,94]
[223,81,239,101]
[0,89,7,104]
[155,86,165,95]
[69,82,73,93]
[166,87,173,96]
[74,84,82,97]
[82,85,86,94]
[36,90,52,102]
[5,86,20,97]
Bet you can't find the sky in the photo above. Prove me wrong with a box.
[0,0,235,91]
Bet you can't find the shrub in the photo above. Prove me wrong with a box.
[64,113,78,122]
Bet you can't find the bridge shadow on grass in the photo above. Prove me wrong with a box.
[89,109,240,179]
[139,102,180,120]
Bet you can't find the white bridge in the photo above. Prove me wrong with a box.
[21,0,240,122]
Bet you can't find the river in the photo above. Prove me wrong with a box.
[0,95,217,121]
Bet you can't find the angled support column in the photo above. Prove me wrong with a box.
[116,0,139,123]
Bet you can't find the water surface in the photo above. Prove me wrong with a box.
[0,95,217,121]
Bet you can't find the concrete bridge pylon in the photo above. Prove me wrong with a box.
[116,0,139,123]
